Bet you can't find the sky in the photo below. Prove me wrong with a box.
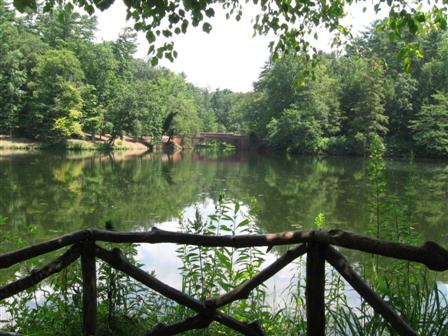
[95,1,385,92]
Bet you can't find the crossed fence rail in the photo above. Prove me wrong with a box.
[1,227,448,335]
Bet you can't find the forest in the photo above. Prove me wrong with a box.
[1,0,448,157]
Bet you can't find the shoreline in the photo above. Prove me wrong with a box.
[0,135,151,152]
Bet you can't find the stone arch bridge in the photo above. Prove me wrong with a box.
[192,132,250,150]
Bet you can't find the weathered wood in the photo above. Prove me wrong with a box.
[306,241,325,336]
[2,228,447,271]
[0,230,89,269]
[94,245,264,336]
[145,315,212,335]
[92,227,312,248]
[209,244,307,308]
[81,241,97,336]
[92,228,448,271]
[321,229,448,271]
[0,244,81,301]
[324,245,417,336]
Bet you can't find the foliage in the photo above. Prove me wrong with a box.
[0,2,217,145]
[10,0,448,69]
[224,27,448,158]
[25,49,85,141]
[3,2,448,157]
[410,92,448,156]
[0,19,26,136]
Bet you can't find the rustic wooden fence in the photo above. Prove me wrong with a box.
[1,227,448,336]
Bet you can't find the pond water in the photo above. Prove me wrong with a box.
[0,149,448,322]
[1,150,447,245]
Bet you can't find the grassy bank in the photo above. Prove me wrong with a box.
[0,135,150,152]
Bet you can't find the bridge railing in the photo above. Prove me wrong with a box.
[1,228,448,335]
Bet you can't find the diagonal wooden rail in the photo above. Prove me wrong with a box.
[0,227,447,335]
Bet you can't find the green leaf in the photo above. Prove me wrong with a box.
[146,31,156,43]
[407,19,418,34]
[238,219,249,228]
[94,0,114,11]
[202,22,212,33]
[13,0,36,12]
[205,8,215,17]
[181,20,189,33]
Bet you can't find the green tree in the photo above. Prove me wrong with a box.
[418,33,448,102]
[0,22,27,136]
[74,41,119,138]
[35,4,97,48]
[384,73,418,138]
[210,89,241,131]
[254,56,341,153]
[266,104,324,153]
[26,49,85,140]
[339,57,388,153]
[410,92,448,156]
[112,28,137,80]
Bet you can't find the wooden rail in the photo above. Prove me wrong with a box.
[1,227,447,335]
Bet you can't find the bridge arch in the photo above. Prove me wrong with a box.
[192,133,250,151]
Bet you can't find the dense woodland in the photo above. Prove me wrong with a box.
[1,0,448,156]
[0,0,214,143]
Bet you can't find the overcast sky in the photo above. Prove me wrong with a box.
[95,2,385,92]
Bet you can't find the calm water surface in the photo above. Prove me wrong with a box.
[1,150,447,242]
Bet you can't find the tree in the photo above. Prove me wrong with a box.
[266,104,324,153]
[210,89,241,131]
[26,49,85,140]
[418,34,448,102]
[113,28,138,80]
[339,57,388,153]
[34,4,97,48]
[410,92,448,156]
[251,55,341,152]
[74,41,119,138]
[189,86,217,132]
[0,22,27,136]
[384,73,418,139]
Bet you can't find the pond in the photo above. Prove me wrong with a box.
[1,150,447,245]
[0,149,447,333]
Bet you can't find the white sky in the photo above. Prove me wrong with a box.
[95,1,385,92]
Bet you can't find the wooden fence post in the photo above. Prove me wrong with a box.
[81,241,97,336]
[306,241,326,336]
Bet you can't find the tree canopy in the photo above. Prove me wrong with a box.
[11,0,448,65]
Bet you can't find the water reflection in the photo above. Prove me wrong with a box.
[1,151,447,250]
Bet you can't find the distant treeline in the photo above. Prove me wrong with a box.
[215,29,448,157]
[1,0,448,156]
